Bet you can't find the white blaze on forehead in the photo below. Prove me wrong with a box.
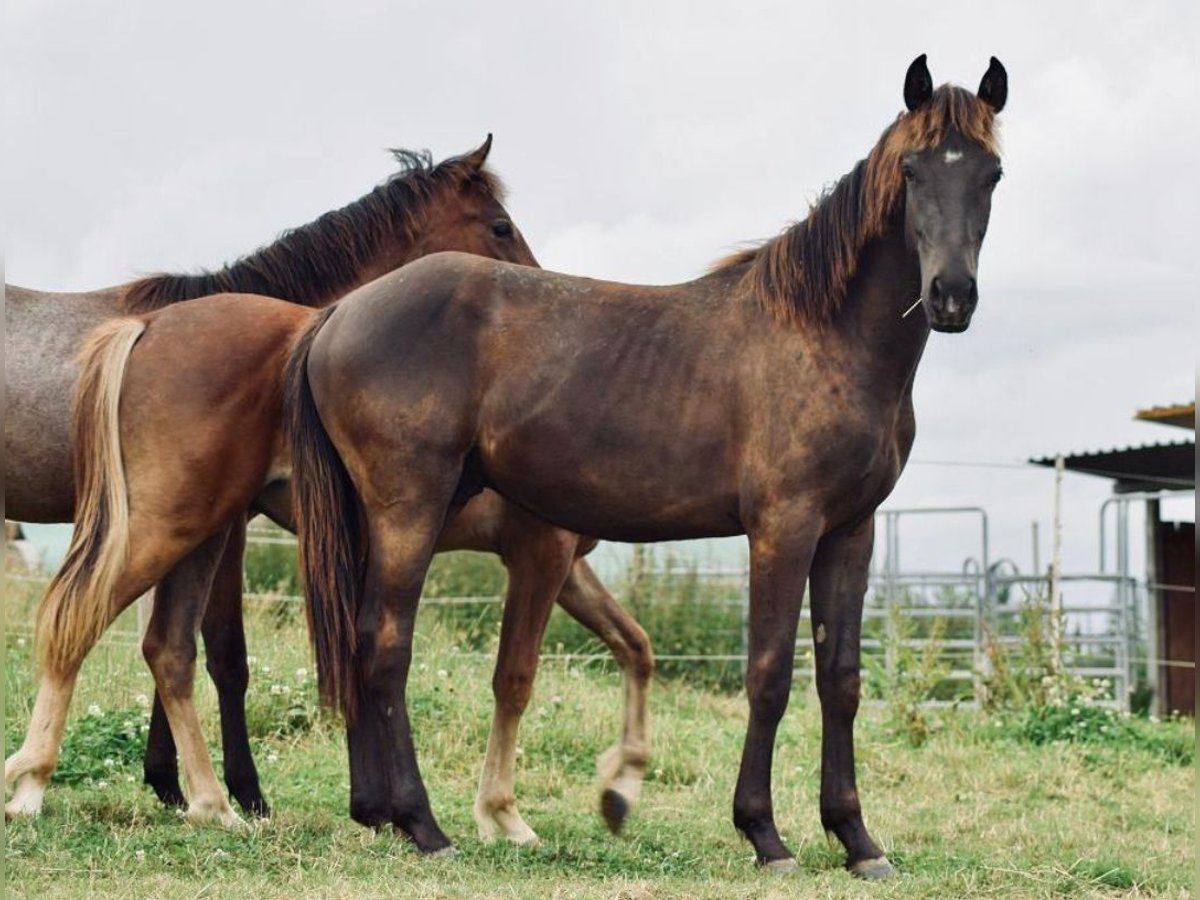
[943,149,963,165]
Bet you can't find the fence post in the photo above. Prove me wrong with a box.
[1049,456,1065,676]
[739,566,749,680]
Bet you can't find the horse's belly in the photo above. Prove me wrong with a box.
[4,288,119,522]
[479,425,742,543]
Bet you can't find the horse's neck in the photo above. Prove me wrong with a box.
[837,226,930,397]
[222,240,416,309]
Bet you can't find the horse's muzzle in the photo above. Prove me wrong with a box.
[925,275,977,333]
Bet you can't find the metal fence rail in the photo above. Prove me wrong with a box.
[7,501,1194,712]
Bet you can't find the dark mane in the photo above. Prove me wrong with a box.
[122,149,504,313]
[712,85,999,328]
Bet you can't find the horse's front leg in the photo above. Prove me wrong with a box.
[143,611,185,808]
[200,517,270,816]
[142,527,243,827]
[144,519,266,816]
[733,515,822,870]
[473,522,574,846]
[808,518,892,878]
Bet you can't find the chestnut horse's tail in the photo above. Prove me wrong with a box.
[36,317,147,675]
[283,305,363,720]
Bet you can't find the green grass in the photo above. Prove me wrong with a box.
[4,577,1195,899]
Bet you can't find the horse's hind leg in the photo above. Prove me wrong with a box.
[474,522,574,845]
[554,557,654,834]
[5,672,78,818]
[144,520,269,817]
[199,519,269,817]
[141,527,243,828]
[348,500,456,853]
[5,528,174,819]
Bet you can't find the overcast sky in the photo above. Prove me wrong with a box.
[4,1,1195,580]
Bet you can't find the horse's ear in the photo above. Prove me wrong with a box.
[904,54,933,111]
[977,57,1007,112]
[461,133,493,171]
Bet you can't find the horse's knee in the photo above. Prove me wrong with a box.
[205,644,249,693]
[624,623,655,682]
[142,633,197,695]
[356,622,410,694]
[816,661,861,714]
[492,662,535,714]
[745,649,794,723]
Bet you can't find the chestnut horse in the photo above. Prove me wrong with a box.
[5,144,653,841]
[282,57,1007,874]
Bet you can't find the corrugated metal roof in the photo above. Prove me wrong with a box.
[1029,439,1194,493]
[1135,402,1195,430]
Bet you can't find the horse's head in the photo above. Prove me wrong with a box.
[898,55,1006,333]
[385,135,540,272]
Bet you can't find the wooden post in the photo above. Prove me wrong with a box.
[1048,456,1065,674]
[1031,520,1040,576]
[1143,499,1162,716]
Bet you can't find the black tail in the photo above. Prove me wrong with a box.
[283,305,364,721]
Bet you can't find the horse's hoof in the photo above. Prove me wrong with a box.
[241,797,271,819]
[6,779,46,819]
[185,803,245,829]
[762,857,799,873]
[849,856,895,880]
[427,845,457,859]
[473,801,540,846]
[145,779,186,809]
[600,788,630,834]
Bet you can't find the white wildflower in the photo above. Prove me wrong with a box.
[134,693,150,708]
[87,703,102,717]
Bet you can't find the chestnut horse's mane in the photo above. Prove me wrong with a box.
[713,85,1000,328]
[121,149,505,312]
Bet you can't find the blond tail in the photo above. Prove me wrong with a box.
[36,317,147,675]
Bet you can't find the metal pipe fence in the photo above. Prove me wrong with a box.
[7,502,1194,710]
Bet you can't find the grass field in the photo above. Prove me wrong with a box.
[3,575,1195,899]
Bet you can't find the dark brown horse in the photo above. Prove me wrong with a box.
[6,144,653,841]
[285,57,1007,875]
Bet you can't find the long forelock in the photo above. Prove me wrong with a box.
[715,84,999,329]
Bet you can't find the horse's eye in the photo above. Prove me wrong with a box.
[990,168,1004,186]
[491,219,514,238]
[901,162,917,182]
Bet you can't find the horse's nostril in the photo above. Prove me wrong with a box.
[929,276,943,303]
[968,278,978,303]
